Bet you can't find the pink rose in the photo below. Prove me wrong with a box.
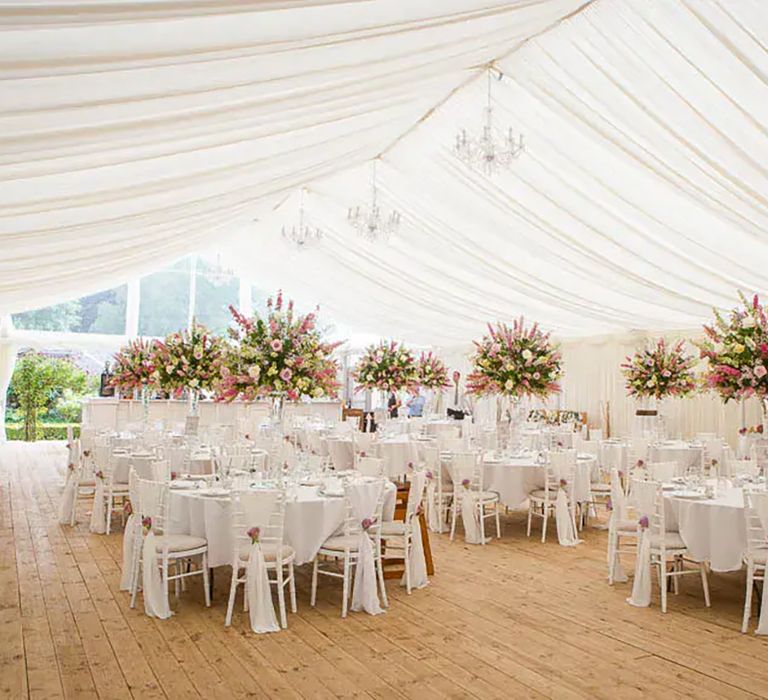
[271,339,283,352]
[279,368,292,381]
[756,365,767,379]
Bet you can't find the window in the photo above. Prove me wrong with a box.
[138,257,191,336]
[12,286,127,334]
[193,258,239,334]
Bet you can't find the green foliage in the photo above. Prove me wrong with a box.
[12,287,127,334]
[5,423,80,441]
[13,300,82,331]
[9,353,90,441]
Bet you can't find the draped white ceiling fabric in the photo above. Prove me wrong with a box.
[0,0,585,314]
[226,0,768,345]
[2,0,767,348]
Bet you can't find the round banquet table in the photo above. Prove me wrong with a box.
[445,453,595,509]
[663,487,746,572]
[376,436,420,479]
[167,482,396,567]
[649,442,703,474]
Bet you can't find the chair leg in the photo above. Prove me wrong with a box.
[700,561,711,607]
[202,553,211,608]
[673,558,680,595]
[105,492,112,535]
[449,497,457,541]
[742,566,754,633]
[288,562,297,614]
[541,504,548,544]
[479,502,486,545]
[437,489,444,534]
[161,556,170,614]
[607,531,616,585]
[526,503,533,537]
[495,504,501,539]
[341,555,351,618]
[310,558,319,607]
[225,564,239,626]
[404,535,412,595]
[129,540,142,609]
[376,543,388,608]
[276,563,288,629]
[660,561,668,613]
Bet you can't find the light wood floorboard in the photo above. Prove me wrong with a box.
[1,441,767,699]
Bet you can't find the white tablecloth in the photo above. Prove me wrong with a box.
[650,443,703,474]
[377,436,420,478]
[664,487,746,572]
[168,483,396,567]
[445,454,595,509]
[326,438,354,470]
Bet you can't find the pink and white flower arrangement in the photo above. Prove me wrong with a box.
[698,293,768,405]
[353,340,419,394]
[218,291,342,402]
[416,351,450,391]
[110,338,158,392]
[152,323,224,394]
[466,318,562,399]
[621,338,697,399]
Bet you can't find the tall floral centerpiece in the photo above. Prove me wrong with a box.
[467,319,562,451]
[218,292,342,424]
[110,339,158,419]
[698,292,768,431]
[621,338,697,439]
[353,341,419,415]
[416,351,450,414]
[152,323,224,415]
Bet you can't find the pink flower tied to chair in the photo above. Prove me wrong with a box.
[638,515,649,530]
[461,478,471,489]
[559,478,568,488]
[170,471,178,481]
[123,501,133,516]
[95,470,104,480]
[247,526,260,544]
[361,517,377,531]
[141,516,152,534]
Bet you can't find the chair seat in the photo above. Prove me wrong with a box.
[154,534,207,553]
[238,543,295,563]
[460,490,499,503]
[590,483,611,493]
[745,550,768,565]
[649,531,686,550]
[381,520,411,536]
[614,519,640,533]
[320,534,361,551]
[529,488,569,501]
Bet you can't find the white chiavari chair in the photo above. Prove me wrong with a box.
[742,490,768,633]
[424,445,451,533]
[129,477,210,613]
[225,488,296,629]
[310,478,387,617]
[630,478,710,613]
[607,468,637,584]
[527,449,578,543]
[449,451,501,544]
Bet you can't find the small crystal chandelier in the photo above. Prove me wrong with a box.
[347,160,401,242]
[282,188,322,249]
[205,253,234,287]
[455,67,524,176]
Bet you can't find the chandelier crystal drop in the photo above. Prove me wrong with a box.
[347,160,401,242]
[205,253,235,287]
[282,188,323,249]
[454,67,524,176]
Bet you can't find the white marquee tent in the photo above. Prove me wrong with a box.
[1,0,767,438]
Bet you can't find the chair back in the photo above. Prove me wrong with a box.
[648,461,676,482]
[450,451,481,491]
[630,478,665,541]
[405,470,427,521]
[547,449,576,498]
[744,490,768,563]
[230,488,286,563]
[357,456,385,477]
[609,468,628,520]
[136,477,168,534]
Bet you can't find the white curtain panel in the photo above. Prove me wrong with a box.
[0,0,583,314]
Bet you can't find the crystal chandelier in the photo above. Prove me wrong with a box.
[455,67,524,176]
[347,160,401,242]
[205,253,234,287]
[282,188,322,249]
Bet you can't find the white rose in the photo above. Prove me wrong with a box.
[743,316,756,328]
[522,349,532,360]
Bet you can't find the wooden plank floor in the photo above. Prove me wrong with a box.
[1,441,767,699]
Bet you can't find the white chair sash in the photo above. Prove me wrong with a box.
[402,471,428,589]
[460,488,482,544]
[58,468,77,525]
[627,525,652,607]
[142,530,172,619]
[752,494,768,634]
[426,478,440,532]
[89,477,106,534]
[245,541,279,634]
[607,470,628,583]
[350,481,384,615]
[555,487,579,546]
[120,513,137,590]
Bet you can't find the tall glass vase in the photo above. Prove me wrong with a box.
[187,388,200,417]
[271,395,284,433]
[140,385,150,425]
